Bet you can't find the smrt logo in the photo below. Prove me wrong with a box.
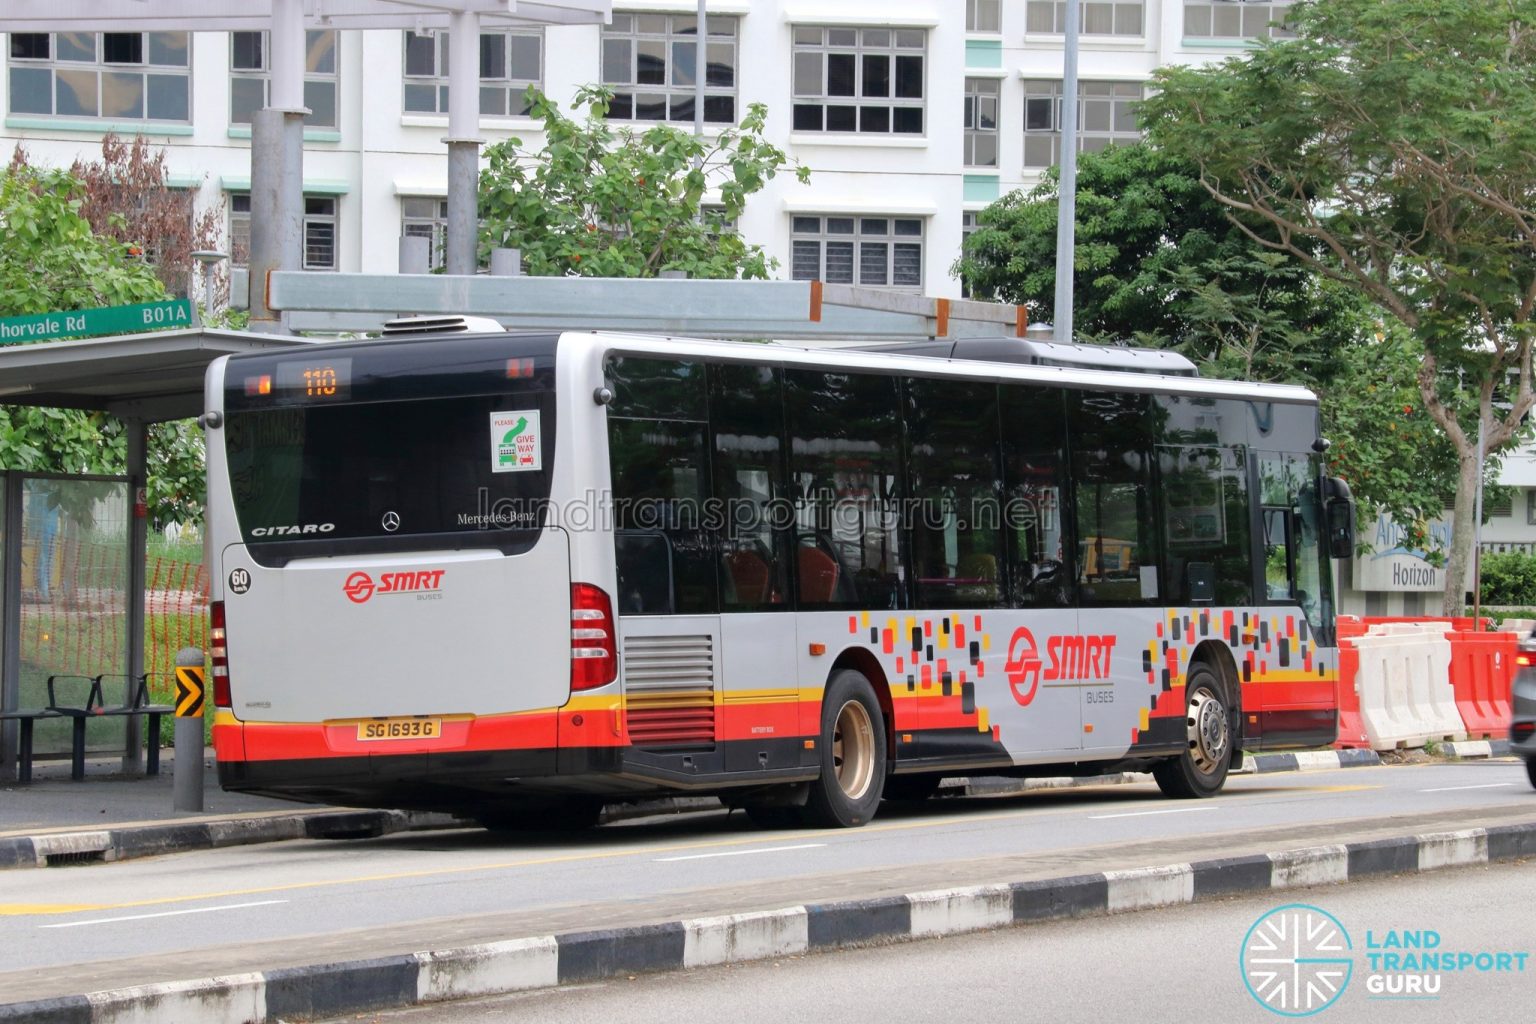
[1003,626,1116,706]
[342,570,445,604]
[1004,627,1044,706]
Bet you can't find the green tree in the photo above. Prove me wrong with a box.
[955,144,1351,382]
[0,162,205,527]
[479,86,808,278]
[1143,0,1536,614]
[954,143,1459,539]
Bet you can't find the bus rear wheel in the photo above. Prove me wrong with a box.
[1153,664,1232,799]
[1526,758,1536,791]
[804,670,886,828]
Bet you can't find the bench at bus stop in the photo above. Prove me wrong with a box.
[0,674,174,783]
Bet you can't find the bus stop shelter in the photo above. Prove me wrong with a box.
[0,328,314,781]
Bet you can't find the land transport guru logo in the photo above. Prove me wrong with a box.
[1241,904,1353,1017]
[1240,903,1529,1016]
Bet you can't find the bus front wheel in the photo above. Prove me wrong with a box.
[1153,663,1232,799]
[804,670,887,827]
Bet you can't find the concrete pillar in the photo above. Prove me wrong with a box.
[248,0,310,334]
[490,247,521,277]
[444,10,485,277]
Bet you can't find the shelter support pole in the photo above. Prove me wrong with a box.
[123,417,148,773]
[248,0,308,335]
[1,473,21,781]
[1053,0,1079,343]
[445,9,485,277]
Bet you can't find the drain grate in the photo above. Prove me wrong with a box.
[44,849,107,867]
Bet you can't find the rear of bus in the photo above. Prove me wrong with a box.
[203,333,616,811]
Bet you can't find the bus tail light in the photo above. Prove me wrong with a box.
[210,600,232,707]
[570,583,617,691]
[1516,651,1535,668]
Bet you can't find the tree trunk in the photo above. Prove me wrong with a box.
[1440,447,1482,617]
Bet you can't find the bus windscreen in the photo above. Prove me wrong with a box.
[222,338,556,550]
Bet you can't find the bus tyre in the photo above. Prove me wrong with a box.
[804,670,886,827]
[1153,664,1232,799]
[882,773,942,802]
[1526,759,1536,791]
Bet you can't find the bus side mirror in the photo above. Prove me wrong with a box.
[1325,500,1354,559]
[1321,475,1355,560]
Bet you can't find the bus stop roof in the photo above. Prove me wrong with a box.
[0,328,318,423]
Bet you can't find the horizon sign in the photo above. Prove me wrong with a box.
[0,299,193,345]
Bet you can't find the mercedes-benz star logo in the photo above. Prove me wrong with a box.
[381,511,400,532]
[1241,903,1354,1017]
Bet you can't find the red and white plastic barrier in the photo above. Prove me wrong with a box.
[1333,617,1520,751]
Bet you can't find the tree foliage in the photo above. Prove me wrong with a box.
[956,144,1353,382]
[953,143,1460,538]
[67,134,225,301]
[0,158,206,527]
[1143,0,1536,612]
[479,86,808,278]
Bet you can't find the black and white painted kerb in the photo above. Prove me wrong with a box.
[5,820,1533,1024]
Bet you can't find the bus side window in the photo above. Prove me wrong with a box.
[1000,385,1071,607]
[785,369,904,610]
[615,531,674,614]
[605,356,717,616]
[710,363,792,611]
[905,377,1004,610]
[1068,390,1157,605]
[1263,506,1295,601]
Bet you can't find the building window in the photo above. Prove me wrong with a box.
[791,27,925,135]
[791,215,923,291]
[230,194,338,271]
[960,210,980,299]
[964,78,999,167]
[966,0,1001,33]
[1023,80,1143,168]
[7,32,190,122]
[1026,2,1144,35]
[601,13,737,124]
[401,197,448,270]
[230,31,338,128]
[1183,1,1295,40]
[402,29,542,117]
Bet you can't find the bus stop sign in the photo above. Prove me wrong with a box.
[0,300,193,345]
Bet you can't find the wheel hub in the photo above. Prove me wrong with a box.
[831,700,876,801]
[1188,687,1229,775]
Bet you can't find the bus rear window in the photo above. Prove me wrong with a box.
[224,391,554,545]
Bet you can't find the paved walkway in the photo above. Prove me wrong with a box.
[0,748,300,837]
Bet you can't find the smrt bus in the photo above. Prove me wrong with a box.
[203,323,1354,829]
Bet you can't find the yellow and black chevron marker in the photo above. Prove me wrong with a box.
[174,665,205,718]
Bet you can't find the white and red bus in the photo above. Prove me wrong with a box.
[203,324,1354,828]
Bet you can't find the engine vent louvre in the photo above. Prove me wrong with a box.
[622,634,716,749]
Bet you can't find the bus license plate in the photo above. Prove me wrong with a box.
[356,718,441,741]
